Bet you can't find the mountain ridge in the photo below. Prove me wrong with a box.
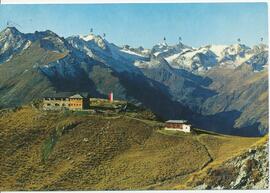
[0,27,268,136]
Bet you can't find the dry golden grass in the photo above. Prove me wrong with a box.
[90,98,126,106]
[0,106,263,190]
[196,134,259,162]
[173,133,261,189]
[93,131,211,190]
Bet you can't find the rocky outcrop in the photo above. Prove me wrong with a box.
[194,140,269,189]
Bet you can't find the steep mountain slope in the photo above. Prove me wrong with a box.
[0,27,268,136]
[0,106,263,190]
[0,28,100,107]
[0,27,194,121]
[135,52,268,135]
[136,55,215,112]
[0,27,31,64]
[133,41,268,135]
[66,34,148,73]
[201,64,268,135]
[0,27,72,64]
[0,41,64,107]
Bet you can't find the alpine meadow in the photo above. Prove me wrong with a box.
[0,2,268,190]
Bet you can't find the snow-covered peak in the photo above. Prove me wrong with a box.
[67,34,149,73]
[252,44,268,54]
[0,27,71,64]
[80,33,95,42]
[205,44,228,58]
[152,42,191,59]
[244,50,268,72]
[222,44,251,56]
[77,33,107,50]
[121,45,150,57]
[195,44,251,60]
[120,48,146,57]
[0,27,23,38]
[1,27,267,74]
[134,54,171,70]
[162,43,258,73]
[152,42,169,55]
[0,27,23,41]
[0,27,29,64]
[170,47,217,72]
[157,42,168,48]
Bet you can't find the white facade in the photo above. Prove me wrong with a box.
[182,124,191,132]
[165,124,192,133]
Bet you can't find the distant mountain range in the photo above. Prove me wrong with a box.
[0,27,268,136]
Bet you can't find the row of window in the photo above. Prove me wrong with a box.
[46,103,82,107]
[166,124,183,128]
[70,103,82,107]
[46,103,66,106]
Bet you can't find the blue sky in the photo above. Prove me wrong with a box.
[0,3,268,48]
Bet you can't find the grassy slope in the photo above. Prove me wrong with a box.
[0,106,261,190]
[180,134,269,189]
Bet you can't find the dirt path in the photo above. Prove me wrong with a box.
[195,135,213,170]
[124,116,162,125]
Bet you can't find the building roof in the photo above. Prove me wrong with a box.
[44,92,90,99]
[165,120,188,124]
[69,94,84,99]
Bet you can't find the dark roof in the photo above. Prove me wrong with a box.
[44,92,90,99]
[165,120,188,124]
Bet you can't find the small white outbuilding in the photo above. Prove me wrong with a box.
[164,120,192,133]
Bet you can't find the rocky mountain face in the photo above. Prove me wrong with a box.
[194,138,269,189]
[0,27,193,121]
[0,27,30,64]
[200,65,268,136]
[66,34,148,73]
[153,43,267,73]
[0,27,268,136]
[136,44,268,136]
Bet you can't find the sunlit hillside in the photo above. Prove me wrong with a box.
[0,105,264,190]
